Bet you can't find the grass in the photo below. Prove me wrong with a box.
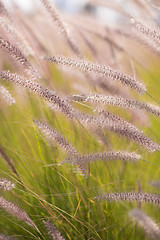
[0,0,160,239]
[0,63,159,239]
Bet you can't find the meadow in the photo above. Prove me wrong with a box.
[0,0,160,239]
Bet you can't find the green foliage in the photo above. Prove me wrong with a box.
[0,0,160,239]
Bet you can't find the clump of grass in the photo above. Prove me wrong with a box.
[0,0,160,239]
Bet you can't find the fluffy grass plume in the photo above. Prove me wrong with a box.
[34,119,78,156]
[0,84,15,105]
[0,197,37,230]
[129,208,160,240]
[44,221,66,240]
[97,192,160,205]
[43,56,146,93]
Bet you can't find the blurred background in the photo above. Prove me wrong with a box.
[3,0,89,13]
[1,0,160,25]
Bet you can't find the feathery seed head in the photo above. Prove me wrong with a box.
[0,234,16,240]
[0,17,34,56]
[0,84,15,105]
[0,71,74,117]
[0,197,37,229]
[129,208,160,240]
[71,94,160,118]
[0,37,39,80]
[63,151,140,166]
[43,56,146,93]
[33,120,78,156]
[41,0,82,57]
[0,179,15,191]
[131,17,160,41]
[44,221,66,240]
[97,192,160,205]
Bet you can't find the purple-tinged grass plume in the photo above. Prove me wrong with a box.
[0,179,15,191]
[33,120,78,156]
[48,103,159,152]
[0,71,74,118]
[61,150,140,176]
[0,71,159,152]
[129,208,160,240]
[0,16,34,56]
[97,110,159,152]
[0,84,15,105]
[115,26,160,55]
[131,18,160,41]
[71,94,160,118]
[44,221,66,240]
[0,197,38,230]
[41,0,82,57]
[134,31,160,55]
[63,151,140,165]
[0,37,39,80]
[0,234,16,240]
[43,55,146,94]
[97,192,160,205]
